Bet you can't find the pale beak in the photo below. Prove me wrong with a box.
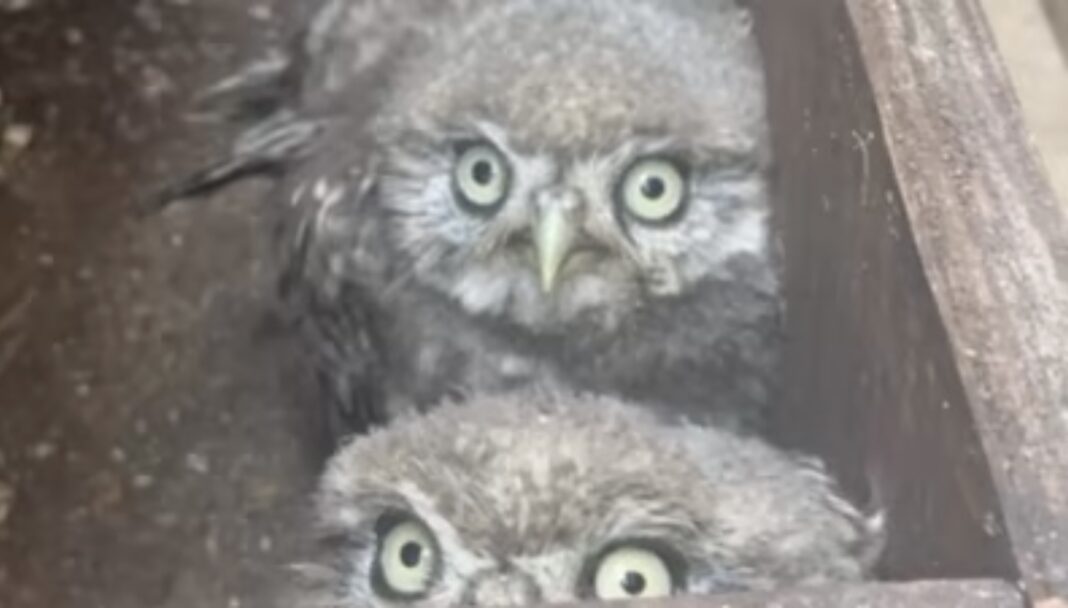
[534,205,576,293]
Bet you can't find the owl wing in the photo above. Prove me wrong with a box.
[149,0,479,437]
[273,133,399,441]
[149,0,459,208]
[148,35,312,208]
[293,278,391,439]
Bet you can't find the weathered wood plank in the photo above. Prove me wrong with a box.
[752,0,1018,583]
[565,580,1023,608]
[848,0,1068,602]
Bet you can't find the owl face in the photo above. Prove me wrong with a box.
[364,510,687,606]
[302,390,881,607]
[358,0,772,332]
[376,123,769,332]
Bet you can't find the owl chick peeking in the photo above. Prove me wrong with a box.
[291,389,883,607]
[160,0,782,436]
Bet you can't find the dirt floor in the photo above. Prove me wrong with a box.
[0,1,329,607]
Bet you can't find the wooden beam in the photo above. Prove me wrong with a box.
[562,580,1023,608]
[848,0,1068,602]
[751,0,1018,583]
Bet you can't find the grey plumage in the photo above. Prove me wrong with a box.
[160,0,783,437]
[291,388,883,607]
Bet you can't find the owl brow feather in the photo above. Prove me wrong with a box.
[624,138,751,172]
[319,489,417,534]
[381,112,498,153]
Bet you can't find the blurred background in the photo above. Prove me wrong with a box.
[981,0,1068,207]
[1,1,1066,607]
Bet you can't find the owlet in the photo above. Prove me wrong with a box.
[291,388,883,607]
[160,0,781,437]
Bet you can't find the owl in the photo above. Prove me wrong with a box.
[290,388,883,607]
[159,0,782,437]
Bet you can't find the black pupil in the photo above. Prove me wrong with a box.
[641,176,666,200]
[621,571,647,596]
[472,159,494,185]
[400,542,423,568]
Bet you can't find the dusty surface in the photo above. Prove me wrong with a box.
[0,1,328,607]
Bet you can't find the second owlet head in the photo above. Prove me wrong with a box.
[293,389,883,607]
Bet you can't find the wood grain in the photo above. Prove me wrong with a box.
[849,0,1068,602]
[564,580,1023,608]
[752,0,1018,583]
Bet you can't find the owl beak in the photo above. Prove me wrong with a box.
[534,205,576,293]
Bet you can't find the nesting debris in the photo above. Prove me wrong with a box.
[249,4,273,21]
[132,474,155,489]
[0,481,13,527]
[2,123,34,158]
[1,122,35,180]
[0,289,35,377]
[133,0,164,32]
[3,123,33,149]
[0,0,38,12]
[29,442,57,461]
[64,27,85,46]
[185,452,210,475]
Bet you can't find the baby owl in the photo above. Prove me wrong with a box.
[162,0,782,436]
[292,389,882,607]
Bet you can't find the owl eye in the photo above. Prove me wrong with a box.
[619,157,688,224]
[591,546,677,601]
[372,516,439,599]
[453,142,510,212]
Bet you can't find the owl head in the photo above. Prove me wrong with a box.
[294,389,883,607]
[322,0,773,332]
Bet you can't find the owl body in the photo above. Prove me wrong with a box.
[295,389,882,607]
[302,247,778,432]
[270,0,784,434]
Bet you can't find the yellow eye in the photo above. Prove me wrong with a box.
[454,143,510,211]
[593,546,675,601]
[375,519,438,598]
[620,158,687,224]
